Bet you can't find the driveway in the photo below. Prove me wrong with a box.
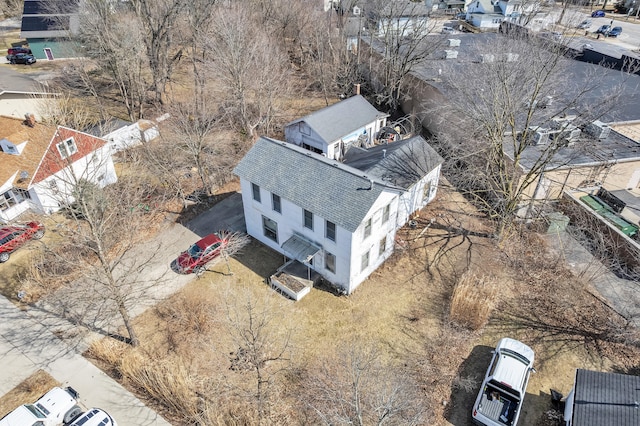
[0,295,170,425]
[0,192,247,425]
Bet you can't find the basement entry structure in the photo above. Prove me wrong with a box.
[269,235,321,301]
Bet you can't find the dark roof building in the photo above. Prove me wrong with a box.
[344,135,444,189]
[285,95,388,146]
[565,369,640,426]
[20,0,80,60]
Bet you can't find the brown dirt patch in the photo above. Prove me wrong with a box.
[0,370,60,418]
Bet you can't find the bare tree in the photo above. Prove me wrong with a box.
[130,0,186,105]
[182,0,219,110]
[215,230,251,275]
[165,101,219,195]
[28,139,167,347]
[362,0,442,112]
[76,0,148,120]
[224,289,294,423]
[204,4,291,139]
[302,341,430,425]
[436,34,630,238]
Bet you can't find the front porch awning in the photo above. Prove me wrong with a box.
[281,234,321,263]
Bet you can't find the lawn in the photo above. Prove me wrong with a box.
[81,182,640,425]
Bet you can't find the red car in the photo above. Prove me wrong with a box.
[0,221,45,262]
[172,233,228,275]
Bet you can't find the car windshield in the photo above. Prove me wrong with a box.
[187,243,203,258]
[25,404,47,418]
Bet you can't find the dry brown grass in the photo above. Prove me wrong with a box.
[449,271,499,330]
[120,352,201,421]
[0,370,60,418]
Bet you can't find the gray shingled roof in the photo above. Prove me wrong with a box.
[234,137,396,233]
[85,117,132,138]
[343,135,443,189]
[572,369,640,426]
[286,95,388,145]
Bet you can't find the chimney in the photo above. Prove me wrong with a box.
[354,83,361,95]
[24,113,36,127]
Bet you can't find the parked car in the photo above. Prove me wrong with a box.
[471,338,535,426]
[576,19,592,29]
[442,26,459,35]
[0,386,82,426]
[67,408,118,426]
[10,53,37,65]
[591,9,606,17]
[6,46,31,61]
[0,221,45,262]
[608,26,622,37]
[595,24,611,34]
[171,233,228,275]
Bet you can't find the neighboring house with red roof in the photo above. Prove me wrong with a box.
[0,115,117,223]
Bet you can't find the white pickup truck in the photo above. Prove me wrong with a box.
[472,338,535,426]
[0,387,83,426]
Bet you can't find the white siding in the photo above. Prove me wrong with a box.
[347,191,398,293]
[397,164,441,225]
[239,178,405,294]
[285,119,386,160]
[32,145,118,215]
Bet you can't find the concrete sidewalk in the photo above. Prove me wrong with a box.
[0,295,170,425]
[543,230,640,324]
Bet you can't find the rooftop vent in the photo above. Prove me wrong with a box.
[505,52,519,62]
[443,50,458,59]
[584,120,611,140]
[481,54,495,63]
[0,138,19,155]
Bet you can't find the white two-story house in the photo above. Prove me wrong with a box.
[0,115,117,222]
[284,95,389,161]
[234,135,443,295]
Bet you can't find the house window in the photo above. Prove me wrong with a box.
[326,220,336,242]
[379,236,387,257]
[325,252,336,273]
[423,181,435,201]
[363,217,372,239]
[272,194,281,213]
[252,183,261,202]
[304,209,313,230]
[56,137,77,159]
[262,216,278,242]
[361,250,370,272]
[49,179,59,194]
[0,192,16,211]
[382,204,390,224]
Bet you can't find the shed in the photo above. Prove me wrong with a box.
[564,369,640,426]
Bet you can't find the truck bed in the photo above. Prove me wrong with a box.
[477,384,519,425]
